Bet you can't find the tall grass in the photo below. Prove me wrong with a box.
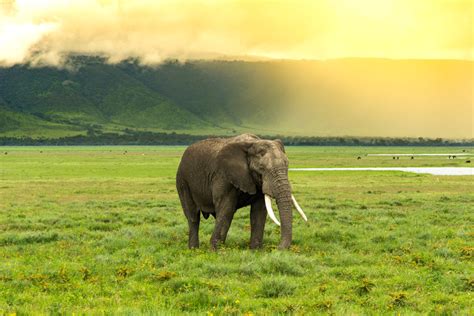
[0,146,472,314]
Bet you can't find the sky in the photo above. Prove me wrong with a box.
[0,0,472,65]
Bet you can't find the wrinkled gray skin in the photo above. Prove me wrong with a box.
[176,134,293,250]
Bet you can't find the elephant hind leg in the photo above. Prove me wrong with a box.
[177,182,200,248]
[187,211,200,249]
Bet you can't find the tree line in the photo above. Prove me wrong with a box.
[0,131,472,146]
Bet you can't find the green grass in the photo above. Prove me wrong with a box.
[0,146,472,314]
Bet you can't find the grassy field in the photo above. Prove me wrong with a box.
[0,146,472,314]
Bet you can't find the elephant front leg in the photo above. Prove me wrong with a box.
[210,198,236,250]
[250,198,267,249]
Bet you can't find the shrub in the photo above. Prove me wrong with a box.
[258,278,296,298]
[389,292,408,307]
[261,253,304,276]
[176,290,212,311]
[153,270,177,281]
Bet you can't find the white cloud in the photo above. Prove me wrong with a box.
[0,0,471,66]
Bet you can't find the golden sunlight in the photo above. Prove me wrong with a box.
[0,0,472,65]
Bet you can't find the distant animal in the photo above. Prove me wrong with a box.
[357,156,361,160]
[466,160,471,163]
[393,157,396,160]
[176,133,307,250]
[411,156,414,160]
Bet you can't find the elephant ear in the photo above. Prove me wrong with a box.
[274,139,285,153]
[217,141,257,194]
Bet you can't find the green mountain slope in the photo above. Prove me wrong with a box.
[0,57,472,138]
[0,59,216,137]
[119,60,286,126]
[0,105,83,137]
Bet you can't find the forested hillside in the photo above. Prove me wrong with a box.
[0,57,471,138]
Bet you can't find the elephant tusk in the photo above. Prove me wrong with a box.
[291,195,308,222]
[264,194,281,226]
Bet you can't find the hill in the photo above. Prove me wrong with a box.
[0,57,472,138]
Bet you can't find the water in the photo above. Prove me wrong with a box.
[367,153,472,157]
[289,167,474,176]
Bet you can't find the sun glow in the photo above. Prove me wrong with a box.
[0,0,472,65]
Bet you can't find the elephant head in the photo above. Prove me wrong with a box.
[217,137,307,249]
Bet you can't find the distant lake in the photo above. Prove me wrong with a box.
[289,167,473,176]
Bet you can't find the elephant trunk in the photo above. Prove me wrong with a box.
[270,167,292,249]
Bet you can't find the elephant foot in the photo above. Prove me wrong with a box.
[249,240,263,249]
[210,238,220,251]
[278,240,291,250]
[188,236,199,249]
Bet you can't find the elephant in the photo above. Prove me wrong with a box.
[176,133,307,250]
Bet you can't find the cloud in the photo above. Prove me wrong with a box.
[0,19,57,64]
[0,0,472,66]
